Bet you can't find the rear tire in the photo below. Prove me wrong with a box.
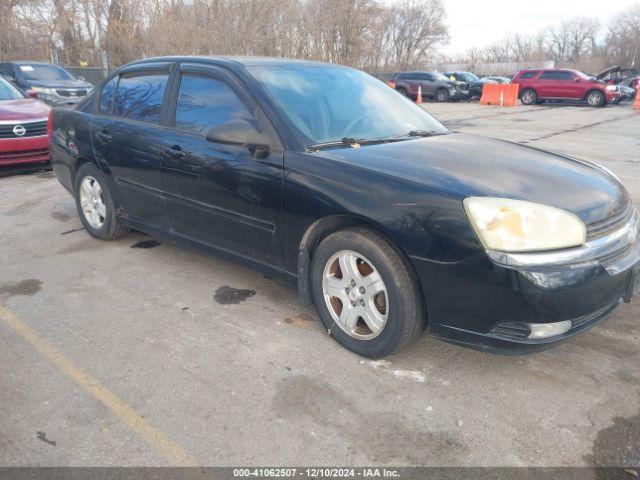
[520,88,537,105]
[586,90,605,107]
[310,227,424,358]
[436,88,451,102]
[74,163,129,240]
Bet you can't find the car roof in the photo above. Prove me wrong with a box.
[124,55,342,70]
[10,61,63,66]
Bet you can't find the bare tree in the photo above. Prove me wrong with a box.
[383,0,448,69]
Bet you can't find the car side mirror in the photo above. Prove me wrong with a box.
[26,90,38,99]
[206,120,271,157]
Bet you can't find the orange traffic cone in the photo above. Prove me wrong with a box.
[634,86,640,110]
[416,85,423,104]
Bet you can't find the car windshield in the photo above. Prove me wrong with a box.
[0,77,24,100]
[248,65,448,146]
[461,72,479,82]
[433,72,448,81]
[17,64,74,81]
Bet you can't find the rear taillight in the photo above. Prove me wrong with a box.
[47,109,53,138]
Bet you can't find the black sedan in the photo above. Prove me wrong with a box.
[444,71,497,98]
[50,56,640,358]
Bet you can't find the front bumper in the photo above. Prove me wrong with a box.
[0,135,50,167]
[413,207,640,354]
[604,90,620,103]
[39,96,84,106]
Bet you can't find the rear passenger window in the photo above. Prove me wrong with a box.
[520,71,538,79]
[539,71,573,81]
[99,76,118,114]
[174,74,254,136]
[113,72,169,124]
[556,71,575,81]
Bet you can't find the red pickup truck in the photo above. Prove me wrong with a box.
[512,69,620,107]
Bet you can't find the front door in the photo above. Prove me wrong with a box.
[160,64,284,266]
[91,64,172,228]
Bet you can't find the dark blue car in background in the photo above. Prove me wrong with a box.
[49,56,639,358]
[0,61,93,105]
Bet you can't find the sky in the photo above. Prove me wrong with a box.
[442,0,638,55]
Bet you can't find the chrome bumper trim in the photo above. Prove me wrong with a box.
[488,207,639,272]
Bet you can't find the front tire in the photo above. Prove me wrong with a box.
[310,227,424,358]
[396,87,410,99]
[586,90,605,107]
[74,163,129,240]
[436,88,451,102]
[520,88,538,105]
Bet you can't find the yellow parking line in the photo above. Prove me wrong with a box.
[0,305,198,466]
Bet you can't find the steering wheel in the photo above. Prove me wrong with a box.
[342,114,368,138]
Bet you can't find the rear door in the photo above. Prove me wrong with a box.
[418,73,436,96]
[537,70,577,99]
[160,63,284,266]
[90,63,172,229]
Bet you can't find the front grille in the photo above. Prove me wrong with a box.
[587,203,635,241]
[0,121,47,139]
[55,89,87,97]
[0,148,49,162]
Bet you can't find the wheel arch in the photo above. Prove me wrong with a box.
[583,88,605,103]
[296,215,426,319]
[519,87,537,99]
[72,157,124,212]
[70,156,92,192]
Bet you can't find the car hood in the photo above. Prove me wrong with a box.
[0,98,50,122]
[596,65,620,79]
[319,133,629,226]
[23,79,93,89]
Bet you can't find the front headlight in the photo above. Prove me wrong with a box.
[605,85,617,92]
[464,197,586,252]
[30,87,58,96]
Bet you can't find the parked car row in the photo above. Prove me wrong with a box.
[391,70,500,102]
[389,66,637,107]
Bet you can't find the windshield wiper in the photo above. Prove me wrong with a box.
[305,131,449,151]
[306,137,373,151]
[406,130,449,137]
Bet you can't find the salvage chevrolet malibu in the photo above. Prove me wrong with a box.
[50,57,640,358]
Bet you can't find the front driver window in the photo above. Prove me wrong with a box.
[174,74,255,136]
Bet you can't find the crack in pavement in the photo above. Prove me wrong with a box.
[524,113,636,142]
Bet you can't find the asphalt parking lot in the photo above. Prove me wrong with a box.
[1,102,639,469]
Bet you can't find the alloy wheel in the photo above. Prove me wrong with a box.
[79,176,106,229]
[587,92,603,106]
[522,91,535,104]
[322,250,389,340]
